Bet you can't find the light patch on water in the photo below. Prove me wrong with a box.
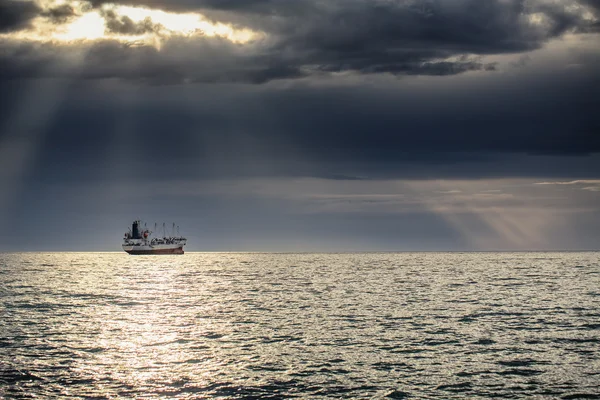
[1,252,599,398]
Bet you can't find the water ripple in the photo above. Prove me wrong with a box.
[1,252,599,398]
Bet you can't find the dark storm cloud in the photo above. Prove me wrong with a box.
[2,58,597,187]
[0,1,598,182]
[0,1,76,31]
[319,58,497,76]
[581,0,600,11]
[130,0,598,80]
[0,38,308,84]
[0,0,40,33]
[83,0,597,47]
[101,9,159,35]
[41,4,77,24]
[1,0,599,83]
[579,0,600,29]
[265,0,597,76]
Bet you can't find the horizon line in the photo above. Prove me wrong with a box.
[1,249,599,254]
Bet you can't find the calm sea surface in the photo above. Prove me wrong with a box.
[1,252,599,399]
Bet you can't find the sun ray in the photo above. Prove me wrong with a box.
[0,42,95,226]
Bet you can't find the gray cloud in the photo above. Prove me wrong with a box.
[581,0,600,12]
[101,9,159,35]
[0,38,309,84]
[0,0,40,33]
[1,0,599,83]
[0,1,77,32]
[320,59,498,76]
[41,4,77,24]
[535,180,600,185]
[0,1,598,183]
[1,59,597,188]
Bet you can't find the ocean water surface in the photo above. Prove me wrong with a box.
[1,252,599,399]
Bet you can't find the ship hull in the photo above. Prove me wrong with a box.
[125,248,184,255]
[123,244,185,255]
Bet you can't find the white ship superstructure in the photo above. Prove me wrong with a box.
[123,220,187,255]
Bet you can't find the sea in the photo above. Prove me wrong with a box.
[1,252,599,399]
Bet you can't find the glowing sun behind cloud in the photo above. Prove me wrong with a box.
[53,11,106,41]
[108,5,258,43]
[1,1,260,47]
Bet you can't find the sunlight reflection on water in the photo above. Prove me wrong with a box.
[1,252,599,398]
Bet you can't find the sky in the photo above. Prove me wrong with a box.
[0,0,599,251]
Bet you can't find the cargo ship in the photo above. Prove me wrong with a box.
[123,220,187,255]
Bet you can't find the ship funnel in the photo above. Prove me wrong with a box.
[132,220,142,239]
